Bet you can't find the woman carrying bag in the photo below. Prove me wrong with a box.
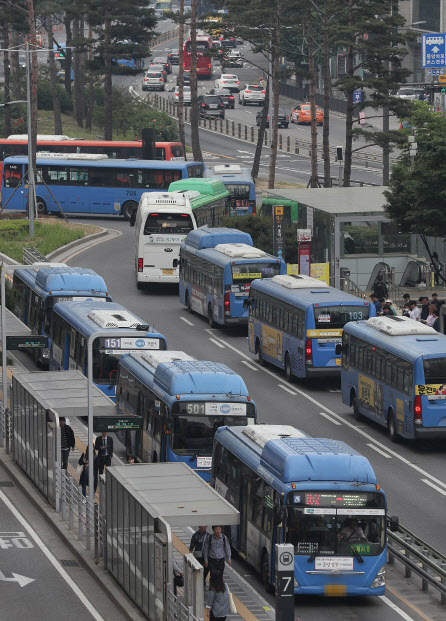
[205,570,236,620]
[78,446,98,498]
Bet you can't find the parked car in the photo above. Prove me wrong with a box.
[256,107,289,128]
[168,49,180,65]
[198,94,225,119]
[224,50,243,68]
[142,70,165,91]
[290,102,323,125]
[206,88,235,108]
[177,70,191,86]
[239,84,265,106]
[150,56,172,74]
[214,74,241,92]
[149,64,167,82]
[169,85,191,105]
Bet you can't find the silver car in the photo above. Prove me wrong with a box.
[169,86,191,105]
[142,70,165,91]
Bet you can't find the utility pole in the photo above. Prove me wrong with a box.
[25,41,35,238]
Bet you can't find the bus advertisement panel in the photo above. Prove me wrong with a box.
[212,425,392,596]
[116,351,256,481]
[1,155,204,219]
[179,228,286,327]
[248,274,375,380]
[340,315,446,441]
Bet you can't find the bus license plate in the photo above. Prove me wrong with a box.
[325,585,346,596]
[336,358,341,365]
[162,269,174,275]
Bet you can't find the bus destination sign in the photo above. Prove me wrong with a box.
[6,336,49,350]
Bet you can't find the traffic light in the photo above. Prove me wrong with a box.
[336,146,343,161]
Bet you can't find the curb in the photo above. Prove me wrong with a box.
[47,227,109,260]
[0,449,146,621]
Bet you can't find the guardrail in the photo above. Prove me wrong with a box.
[388,523,446,605]
[147,92,397,168]
[22,247,49,265]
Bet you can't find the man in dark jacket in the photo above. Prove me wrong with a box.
[60,417,75,470]
[94,431,113,474]
[190,526,209,581]
[419,296,430,321]
[372,274,388,299]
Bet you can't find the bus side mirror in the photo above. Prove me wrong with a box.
[335,343,343,355]
[389,516,399,532]
[243,299,250,309]
[129,212,136,227]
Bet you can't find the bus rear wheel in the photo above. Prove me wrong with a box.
[208,304,217,328]
[387,410,399,443]
[261,551,274,593]
[185,292,193,314]
[256,339,265,366]
[36,198,47,215]
[351,393,362,420]
[284,353,293,383]
[122,200,138,221]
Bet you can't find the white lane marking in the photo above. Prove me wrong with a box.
[278,383,297,396]
[205,332,446,490]
[241,360,258,372]
[367,443,392,459]
[0,490,105,621]
[379,596,415,621]
[319,411,342,426]
[180,316,194,326]
[421,478,446,496]
[209,338,225,349]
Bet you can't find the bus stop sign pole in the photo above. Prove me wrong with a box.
[275,543,294,620]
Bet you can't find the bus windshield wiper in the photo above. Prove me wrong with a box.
[350,545,364,563]
[307,551,321,563]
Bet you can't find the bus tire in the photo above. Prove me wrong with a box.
[351,392,362,420]
[284,353,293,383]
[122,200,138,221]
[136,281,146,291]
[255,339,264,366]
[36,198,47,215]
[261,551,274,593]
[387,409,399,443]
[185,291,193,314]
[208,304,217,328]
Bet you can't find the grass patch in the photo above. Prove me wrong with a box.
[256,178,306,190]
[0,217,101,262]
[36,110,135,141]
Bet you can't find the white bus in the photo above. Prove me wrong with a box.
[131,192,197,289]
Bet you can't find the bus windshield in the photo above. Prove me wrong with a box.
[314,305,369,328]
[232,262,281,284]
[171,414,252,454]
[143,212,194,235]
[285,492,386,556]
[185,41,210,51]
[423,357,446,384]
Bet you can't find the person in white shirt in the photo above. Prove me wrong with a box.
[423,304,437,327]
[409,300,421,321]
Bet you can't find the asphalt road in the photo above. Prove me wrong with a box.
[59,218,446,621]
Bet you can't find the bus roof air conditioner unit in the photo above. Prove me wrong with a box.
[215,243,266,258]
[242,425,307,448]
[140,351,195,367]
[272,274,328,289]
[367,315,437,336]
[88,309,141,328]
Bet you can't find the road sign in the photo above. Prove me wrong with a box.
[422,33,446,68]
[439,75,446,83]
[275,544,294,619]
[296,228,312,242]
[273,205,284,259]
[6,336,48,350]
[353,89,363,104]
[93,416,143,432]
[429,68,445,76]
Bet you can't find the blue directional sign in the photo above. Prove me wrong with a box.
[422,33,446,68]
[428,69,444,76]
[353,89,363,104]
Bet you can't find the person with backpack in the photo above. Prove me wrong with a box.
[203,525,231,579]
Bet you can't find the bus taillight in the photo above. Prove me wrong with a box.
[250,200,256,215]
[138,258,143,272]
[224,291,231,316]
[305,339,312,365]
[414,396,422,424]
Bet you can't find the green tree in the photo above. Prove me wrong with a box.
[384,104,446,242]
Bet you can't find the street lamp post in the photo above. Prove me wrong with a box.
[25,41,35,238]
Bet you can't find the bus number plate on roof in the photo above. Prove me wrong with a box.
[205,403,247,416]
[104,338,160,350]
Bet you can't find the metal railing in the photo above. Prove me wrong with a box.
[167,589,203,621]
[22,247,49,265]
[146,93,396,168]
[388,524,446,605]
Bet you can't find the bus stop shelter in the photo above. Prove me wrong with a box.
[105,463,240,620]
[264,187,420,291]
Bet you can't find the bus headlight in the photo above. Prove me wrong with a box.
[371,565,386,588]
[294,577,299,587]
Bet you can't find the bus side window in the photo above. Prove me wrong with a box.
[4,164,22,188]
[251,477,264,530]
[262,484,274,537]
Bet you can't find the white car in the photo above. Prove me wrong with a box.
[169,85,191,105]
[214,74,241,93]
[224,50,243,68]
[396,88,418,101]
[239,84,265,106]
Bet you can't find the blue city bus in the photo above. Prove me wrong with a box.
[1,155,205,219]
[248,274,375,380]
[50,300,167,400]
[212,425,392,596]
[7,264,111,368]
[204,165,256,216]
[116,351,257,481]
[179,228,286,327]
[340,315,446,441]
